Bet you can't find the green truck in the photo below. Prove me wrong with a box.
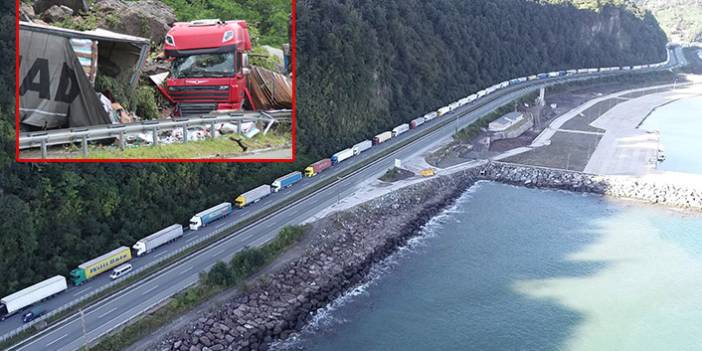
[70,246,132,286]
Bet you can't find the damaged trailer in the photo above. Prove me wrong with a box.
[19,21,150,131]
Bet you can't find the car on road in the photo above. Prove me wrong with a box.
[22,307,46,323]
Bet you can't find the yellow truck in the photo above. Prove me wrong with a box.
[420,168,436,177]
[70,246,132,285]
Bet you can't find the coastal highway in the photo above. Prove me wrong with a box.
[8,47,684,351]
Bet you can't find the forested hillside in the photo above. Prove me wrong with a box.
[633,0,702,42]
[0,0,667,296]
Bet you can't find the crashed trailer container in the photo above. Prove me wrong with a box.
[235,185,272,208]
[70,246,132,286]
[272,171,303,192]
[352,140,372,155]
[331,148,354,166]
[410,117,425,129]
[189,202,233,231]
[0,276,67,320]
[132,224,184,256]
[392,124,409,137]
[373,131,392,145]
[305,159,332,177]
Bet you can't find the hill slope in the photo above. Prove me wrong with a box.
[633,0,702,42]
[0,0,667,296]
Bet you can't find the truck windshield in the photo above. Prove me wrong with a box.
[172,52,236,79]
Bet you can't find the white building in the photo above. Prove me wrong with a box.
[489,112,525,132]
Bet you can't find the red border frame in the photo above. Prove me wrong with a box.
[15,0,297,163]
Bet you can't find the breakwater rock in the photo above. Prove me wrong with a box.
[482,162,702,211]
[152,170,481,351]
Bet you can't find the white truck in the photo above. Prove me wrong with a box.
[437,106,451,116]
[423,111,438,121]
[331,148,354,165]
[392,124,410,137]
[235,185,272,208]
[0,276,67,320]
[132,224,184,256]
[352,140,372,155]
[373,131,393,144]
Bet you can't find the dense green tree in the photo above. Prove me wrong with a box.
[0,0,667,297]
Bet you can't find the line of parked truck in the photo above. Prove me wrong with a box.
[0,53,672,324]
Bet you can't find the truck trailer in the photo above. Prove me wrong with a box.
[133,224,184,256]
[162,19,253,116]
[189,202,233,230]
[423,112,437,121]
[272,171,302,192]
[410,117,425,129]
[437,106,450,116]
[331,148,354,165]
[352,140,372,155]
[305,159,332,177]
[0,276,67,320]
[70,247,132,286]
[373,131,392,145]
[235,185,271,208]
[392,124,409,137]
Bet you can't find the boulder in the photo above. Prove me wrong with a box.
[34,0,88,14]
[92,0,176,43]
[41,5,74,23]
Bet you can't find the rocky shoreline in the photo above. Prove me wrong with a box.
[152,170,481,351]
[482,162,702,211]
[151,161,700,351]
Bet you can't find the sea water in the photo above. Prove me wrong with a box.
[275,182,702,351]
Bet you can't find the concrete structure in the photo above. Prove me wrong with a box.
[489,112,532,141]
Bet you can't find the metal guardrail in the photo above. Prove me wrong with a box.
[18,110,292,157]
[0,223,231,343]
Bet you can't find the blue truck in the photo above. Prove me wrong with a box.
[189,202,233,230]
[272,171,302,192]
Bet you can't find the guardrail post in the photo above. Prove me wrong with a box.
[183,124,188,143]
[152,127,158,147]
[119,131,126,150]
[81,136,88,156]
[263,119,276,136]
[210,121,216,139]
[237,119,242,134]
[40,139,48,159]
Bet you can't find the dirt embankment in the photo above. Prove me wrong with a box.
[149,169,481,351]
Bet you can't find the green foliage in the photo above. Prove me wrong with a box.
[203,225,308,288]
[250,46,282,71]
[134,85,160,120]
[633,0,702,42]
[2,0,669,299]
[95,75,131,110]
[161,0,290,46]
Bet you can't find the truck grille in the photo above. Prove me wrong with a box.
[169,86,230,103]
[179,103,217,116]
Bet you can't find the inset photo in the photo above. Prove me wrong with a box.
[17,0,294,162]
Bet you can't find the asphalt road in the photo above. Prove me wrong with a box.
[7,47,683,351]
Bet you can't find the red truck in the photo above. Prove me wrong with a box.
[304,159,332,177]
[162,19,253,116]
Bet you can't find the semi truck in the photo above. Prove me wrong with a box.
[373,131,392,144]
[162,19,253,116]
[331,148,354,165]
[437,106,450,116]
[424,112,437,121]
[305,159,332,177]
[352,140,372,155]
[0,276,67,320]
[392,124,409,137]
[132,224,184,256]
[189,202,233,230]
[235,185,272,208]
[410,117,425,129]
[272,171,302,192]
[70,247,132,286]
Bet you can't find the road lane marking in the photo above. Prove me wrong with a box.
[73,287,92,297]
[45,333,68,346]
[97,307,117,319]
[153,251,168,258]
[178,266,194,274]
[141,285,159,296]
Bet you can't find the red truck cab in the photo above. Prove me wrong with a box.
[163,19,252,116]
